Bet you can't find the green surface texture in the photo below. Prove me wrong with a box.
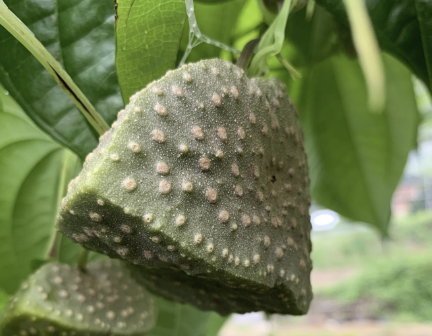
[57,59,312,315]
[0,260,157,336]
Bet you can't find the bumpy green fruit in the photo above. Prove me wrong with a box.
[0,260,156,336]
[56,59,313,315]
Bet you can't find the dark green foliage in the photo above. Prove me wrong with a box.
[56,59,312,315]
[415,0,432,90]
[115,0,186,103]
[315,0,432,91]
[0,260,157,335]
[0,0,123,158]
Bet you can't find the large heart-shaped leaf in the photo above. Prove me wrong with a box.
[0,0,123,158]
[115,0,186,102]
[415,0,432,90]
[0,86,65,294]
[268,6,336,98]
[148,299,226,336]
[315,0,431,91]
[298,53,418,234]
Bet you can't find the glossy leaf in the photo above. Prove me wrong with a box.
[415,0,432,90]
[315,0,430,91]
[298,54,418,234]
[284,6,335,68]
[0,87,64,294]
[0,0,123,158]
[0,1,110,137]
[115,0,186,102]
[233,0,262,39]
[148,299,225,336]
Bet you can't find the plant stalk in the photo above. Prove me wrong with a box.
[276,54,302,80]
[343,0,385,112]
[78,249,90,273]
[0,0,109,135]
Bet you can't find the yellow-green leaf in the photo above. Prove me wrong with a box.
[0,87,64,293]
[116,0,186,102]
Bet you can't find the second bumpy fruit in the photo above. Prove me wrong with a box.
[57,59,313,315]
[0,260,156,336]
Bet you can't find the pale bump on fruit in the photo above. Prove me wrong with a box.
[0,260,156,336]
[56,58,312,316]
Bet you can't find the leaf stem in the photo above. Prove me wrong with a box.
[306,0,316,21]
[78,248,90,273]
[343,0,385,112]
[249,0,293,77]
[276,54,302,80]
[180,0,240,66]
[0,0,109,135]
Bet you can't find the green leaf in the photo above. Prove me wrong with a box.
[180,0,247,63]
[0,86,65,294]
[342,0,385,111]
[57,236,81,265]
[298,53,418,234]
[232,0,262,38]
[0,0,123,158]
[0,1,110,137]
[415,0,432,90]
[315,0,431,91]
[195,0,236,3]
[269,6,335,99]
[148,299,225,336]
[115,0,186,103]
[199,313,228,336]
[249,0,292,76]
[281,6,335,69]
[0,289,8,313]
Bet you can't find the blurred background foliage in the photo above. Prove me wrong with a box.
[1,0,432,335]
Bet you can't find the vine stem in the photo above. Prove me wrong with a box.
[0,0,109,134]
[276,54,302,80]
[179,0,240,66]
[78,249,90,273]
[343,0,385,112]
[248,0,292,77]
